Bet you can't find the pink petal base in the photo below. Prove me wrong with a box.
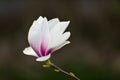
[36,54,51,62]
[40,41,47,56]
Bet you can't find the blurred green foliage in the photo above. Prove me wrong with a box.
[0,62,120,80]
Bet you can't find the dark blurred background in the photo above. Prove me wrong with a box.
[0,0,120,80]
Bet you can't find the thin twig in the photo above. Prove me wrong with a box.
[48,60,80,80]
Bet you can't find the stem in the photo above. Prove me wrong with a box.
[45,60,80,80]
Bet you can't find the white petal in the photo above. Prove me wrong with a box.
[36,16,44,22]
[49,32,71,48]
[50,22,61,40]
[32,16,44,26]
[23,47,38,57]
[59,21,70,34]
[28,17,43,52]
[54,32,71,47]
[50,21,70,36]
[36,54,51,62]
[49,21,70,47]
[51,21,70,36]
[52,41,70,52]
[48,18,59,30]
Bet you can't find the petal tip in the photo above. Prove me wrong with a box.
[66,41,70,44]
[65,31,71,39]
[67,20,70,23]
[23,47,38,57]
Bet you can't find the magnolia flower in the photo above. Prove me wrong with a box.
[23,16,71,61]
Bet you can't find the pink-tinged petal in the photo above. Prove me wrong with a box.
[40,17,51,56]
[40,41,48,56]
[52,41,70,52]
[46,49,53,55]
[28,16,44,56]
[28,17,51,57]
[36,54,51,62]
[23,47,38,57]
